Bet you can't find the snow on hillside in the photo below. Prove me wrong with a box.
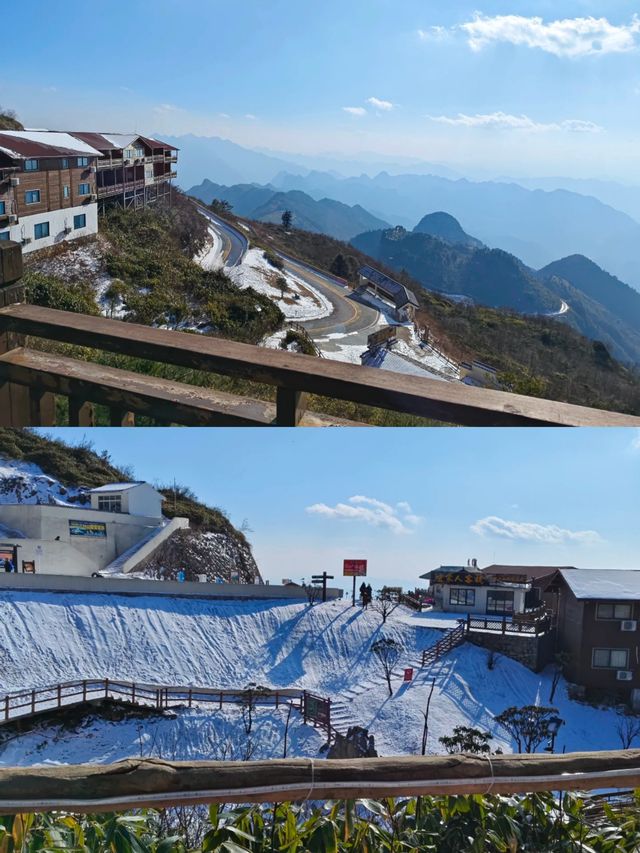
[195,224,224,271]
[0,457,87,507]
[0,707,324,767]
[227,249,332,321]
[0,595,628,764]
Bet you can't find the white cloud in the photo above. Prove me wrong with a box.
[244,114,257,120]
[306,495,421,535]
[471,515,602,545]
[342,106,367,117]
[426,111,602,133]
[459,14,640,58]
[367,97,395,111]
[153,103,183,114]
[417,26,448,42]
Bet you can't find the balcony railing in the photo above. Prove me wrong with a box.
[1,303,640,428]
[96,158,124,169]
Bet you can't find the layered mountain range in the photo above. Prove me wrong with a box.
[353,214,640,366]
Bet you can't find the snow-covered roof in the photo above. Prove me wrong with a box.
[561,569,640,600]
[0,131,102,159]
[359,265,419,309]
[89,482,146,494]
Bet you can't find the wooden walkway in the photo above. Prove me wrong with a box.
[0,679,305,726]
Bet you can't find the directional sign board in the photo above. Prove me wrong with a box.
[343,559,367,577]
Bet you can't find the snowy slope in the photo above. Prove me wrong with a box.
[0,458,88,507]
[0,594,629,763]
[0,706,324,767]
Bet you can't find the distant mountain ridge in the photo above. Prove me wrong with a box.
[274,169,640,289]
[352,216,640,365]
[188,179,390,241]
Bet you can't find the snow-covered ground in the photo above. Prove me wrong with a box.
[195,224,224,271]
[26,238,127,319]
[0,706,324,767]
[228,249,333,321]
[0,595,630,764]
[0,457,87,507]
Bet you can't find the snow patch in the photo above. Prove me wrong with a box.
[228,249,333,321]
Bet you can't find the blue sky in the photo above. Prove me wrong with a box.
[3,1,640,177]
[37,428,640,592]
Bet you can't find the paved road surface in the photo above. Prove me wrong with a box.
[199,209,381,346]
[195,204,248,267]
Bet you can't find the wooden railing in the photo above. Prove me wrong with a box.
[0,679,306,725]
[2,303,640,428]
[3,750,639,812]
[464,613,550,636]
[421,622,466,666]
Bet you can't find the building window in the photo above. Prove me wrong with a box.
[125,149,134,159]
[597,603,633,620]
[73,214,86,230]
[78,183,91,196]
[77,157,90,167]
[0,232,9,241]
[98,495,122,513]
[63,186,70,199]
[24,190,41,205]
[24,159,39,171]
[0,202,5,215]
[34,222,50,240]
[450,588,475,606]
[61,158,69,169]
[134,147,145,158]
[592,648,629,669]
[487,590,515,614]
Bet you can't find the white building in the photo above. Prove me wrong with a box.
[0,482,187,577]
[421,562,531,616]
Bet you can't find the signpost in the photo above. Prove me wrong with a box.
[311,572,334,603]
[343,559,368,607]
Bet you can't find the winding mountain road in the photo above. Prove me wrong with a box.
[197,206,380,342]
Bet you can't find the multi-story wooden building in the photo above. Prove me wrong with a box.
[71,133,178,211]
[553,569,640,707]
[0,131,102,252]
[0,130,178,253]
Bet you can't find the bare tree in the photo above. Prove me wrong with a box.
[371,637,403,697]
[616,714,640,749]
[283,704,293,759]
[370,589,401,624]
[421,678,436,756]
[302,580,322,606]
[549,652,571,703]
[240,683,268,735]
[494,705,563,754]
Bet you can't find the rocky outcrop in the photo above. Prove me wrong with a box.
[135,529,262,585]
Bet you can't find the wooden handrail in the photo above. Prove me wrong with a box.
[0,678,306,725]
[1,751,639,812]
[1,304,639,426]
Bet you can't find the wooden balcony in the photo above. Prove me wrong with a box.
[1,302,640,428]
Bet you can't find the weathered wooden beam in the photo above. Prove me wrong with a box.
[68,397,95,427]
[0,348,361,428]
[276,387,308,426]
[0,304,638,426]
[0,751,640,813]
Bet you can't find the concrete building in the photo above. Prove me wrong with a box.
[0,482,187,577]
[357,265,419,322]
[421,561,533,616]
[0,131,101,252]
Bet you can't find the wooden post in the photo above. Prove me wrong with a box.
[105,678,109,699]
[57,685,61,709]
[502,618,507,635]
[110,408,135,427]
[131,683,136,705]
[275,387,307,426]
[82,680,87,702]
[31,690,35,714]
[4,696,8,721]
[68,397,95,426]
[0,241,55,426]
[188,688,192,708]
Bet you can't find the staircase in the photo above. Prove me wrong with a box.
[421,622,466,667]
[101,516,189,575]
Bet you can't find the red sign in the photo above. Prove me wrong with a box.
[343,559,367,577]
[404,668,414,682]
